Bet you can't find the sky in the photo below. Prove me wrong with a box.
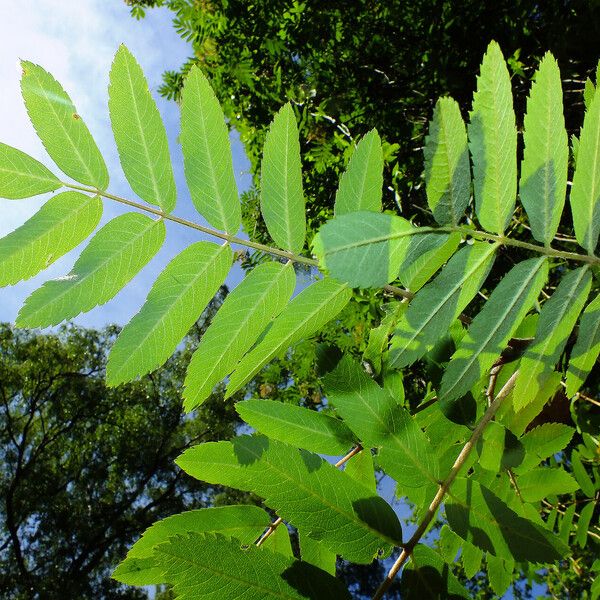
[0,0,252,328]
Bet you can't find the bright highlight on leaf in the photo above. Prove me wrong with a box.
[0,143,61,199]
[468,41,517,234]
[20,61,108,190]
[334,129,383,216]
[16,213,165,328]
[0,192,101,288]
[109,45,176,213]
[107,241,232,386]
[184,261,295,410]
[181,66,241,233]
[261,103,306,253]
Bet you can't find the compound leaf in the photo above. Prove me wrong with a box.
[109,45,176,212]
[107,241,232,386]
[424,96,470,226]
[180,66,240,233]
[468,41,517,234]
[184,261,295,410]
[20,61,108,189]
[17,213,165,328]
[515,423,575,474]
[520,52,568,245]
[334,129,383,216]
[261,103,306,253]
[516,468,579,502]
[0,143,61,199]
[324,356,441,489]
[226,278,351,396]
[390,242,496,368]
[236,399,355,455]
[0,191,101,287]
[439,257,548,407]
[177,435,403,564]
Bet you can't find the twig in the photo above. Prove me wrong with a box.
[372,371,519,600]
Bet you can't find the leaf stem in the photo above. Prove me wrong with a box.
[371,371,519,600]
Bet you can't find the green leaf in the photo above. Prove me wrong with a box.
[324,356,441,489]
[153,532,351,599]
[390,242,496,368]
[0,143,61,199]
[438,524,462,563]
[17,213,165,328]
[0,192,101,287]
[177,435,403,563]
[516,468,579,502]
[397,232,461,292]
[299,531,336,576]
[363,300,405,374]
[570,76,600,253]
[468,41,517,234]
[184,261,296,410]
[114,505,272,585]
[334,129,383,216]
[226,278,351,396]
[108,45,176,213]
[487,554,513,597]
[520,52,568,245]
[344,449,377,494]
[236,399,355,455]
[584,77,596,110]
[477,422,524,472]
[514,266,591,411]
[576,501,595,548]
[446,478,568,562]
[424,96,471,225]
[260,103,306,252]
[461,542,482,579]
[515,423,574,474]
[180,65,240,233]
[439,257,548,407]
[107,241,232,385]
[20,61,108,189]
[313,211,419,288]
[566,293,600,396]
[559,503,576,544]
[400,545,469,599]
[571,451,596,498]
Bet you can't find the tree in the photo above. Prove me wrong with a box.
[0,38,599,599]
[0,291,244,599]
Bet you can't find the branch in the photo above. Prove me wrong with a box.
[372,371,519,600]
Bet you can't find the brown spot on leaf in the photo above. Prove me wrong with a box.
[72,113,80,120]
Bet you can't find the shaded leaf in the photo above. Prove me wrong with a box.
[20,61,108,189]
[180,66,240,233]
[299,531,336,576]
[571,451,596,498]
[107,241,232,385]
[261,103,306,252]
[0,191,101,287]
[576,501,595,548]
[109,45,176,212]
[17,213,165,328]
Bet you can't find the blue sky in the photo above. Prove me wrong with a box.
[0,0,251,327]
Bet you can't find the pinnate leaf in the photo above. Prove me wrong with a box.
[424,96,470,225]
[324,356,441,489]
[0,191,101,287]
[390,242,496,368]
[446,478,568,562]
[520,52,568,245]
[439,257,548,408]
[17,213,165,328]
[107,241,232,386]
[566,292,600,396]
[514,266,591,411]
[468,41,517,234]
[184,261,295,410]
[177,435,403,563]
[109,45,176,212]
[261,103,306,253]
[226,278,351,396]
[21,61,108,189]
[236,399,355,455]
[516,467,579,502]
[334,129,383,216]
[0,143,61,199]
[181,66,240,233]
[515,423,574,474]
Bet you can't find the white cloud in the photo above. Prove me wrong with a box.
[0,0,251,327]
